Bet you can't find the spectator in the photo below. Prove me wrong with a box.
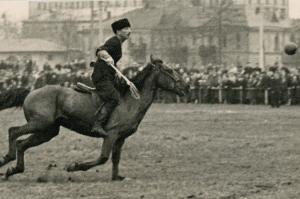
[34,71,47,89]
[205,69,219,104]
[269,72,282,108]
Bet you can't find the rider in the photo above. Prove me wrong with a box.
[91,18,131,137]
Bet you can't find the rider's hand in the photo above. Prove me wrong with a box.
[105,57,114,66]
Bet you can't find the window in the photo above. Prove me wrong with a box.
[255,7,260,14]
[107,11,111,19]
[236,33,241,49]
[37,3,41,10]
[192,35,197,45]
[257,0,260,4]
[274,34,279,51]
[82,2,87,8]
[274,0,277,5]
[266,0,269,4]
[248,0,252,4]
[280,8,286,19]
[282,0,286,6]
[223,36,227,48]
[290,34,296,43]
[209,35,214,44]
[191,0,200,6]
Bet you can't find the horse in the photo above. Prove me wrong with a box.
[0,55,190,180]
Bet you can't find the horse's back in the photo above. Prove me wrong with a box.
[23,85,96,123]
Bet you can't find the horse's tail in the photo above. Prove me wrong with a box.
[0,88,30,111]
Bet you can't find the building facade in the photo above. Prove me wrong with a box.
[0,39,73,71]
[99,0,293,69]
[22,0,293,69]
[28,1,143,21]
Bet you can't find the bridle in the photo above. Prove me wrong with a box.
[149,62,183,94]
[160,68,182,83]
[150,62,181,83]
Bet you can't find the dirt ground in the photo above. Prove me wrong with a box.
[1,104,300,199]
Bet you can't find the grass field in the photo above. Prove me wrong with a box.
[1,104,300,199]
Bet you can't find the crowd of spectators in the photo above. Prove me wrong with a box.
[122,62,300,107]
[0,59,93,92]
[1,59,300,107]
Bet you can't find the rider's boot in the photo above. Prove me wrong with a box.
[91,104,114,137]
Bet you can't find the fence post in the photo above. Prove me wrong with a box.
[264,89,268,105]
[198,87,202,104]
[287,88,291,105]
[239,86,243,104]
[218,86,222,103]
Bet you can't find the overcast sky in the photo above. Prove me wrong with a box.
[0,0,300,21]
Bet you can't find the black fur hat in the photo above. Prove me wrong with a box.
[111,18,131,34]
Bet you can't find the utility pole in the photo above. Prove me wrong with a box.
[218,0,224,66]
[259,4,265,70]
[98,1,103,45]
[90,1,95,62]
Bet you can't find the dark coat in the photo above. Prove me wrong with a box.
[269,77,282,93]
[92,36,122,82]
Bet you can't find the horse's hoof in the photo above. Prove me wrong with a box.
[66,162,79,172]
[0,175,8,182]
[5,167,14,179]
[0,155,15,168]
[0,156,9,167]
[112,175,126,181]
[0,157,5,167]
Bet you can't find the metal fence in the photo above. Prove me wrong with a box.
[154,87,300,105]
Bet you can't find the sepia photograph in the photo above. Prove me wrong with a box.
[0,0,300,198]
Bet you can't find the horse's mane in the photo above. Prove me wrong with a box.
[118,62,154,96]
[130,62,153,90]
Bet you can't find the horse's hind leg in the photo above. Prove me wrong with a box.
[67,130,119,172]
[5,125,59,179]
[0,124,38,168]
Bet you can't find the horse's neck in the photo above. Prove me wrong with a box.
[138,72,157,103]
[127,73,157,120]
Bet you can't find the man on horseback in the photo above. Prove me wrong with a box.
[91,18,131,137]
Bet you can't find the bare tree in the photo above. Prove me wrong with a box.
[0,12,20,40]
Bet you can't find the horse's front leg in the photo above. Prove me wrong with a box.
[111,138,125,181]
[0,127,20,167]
[67,131,118,172]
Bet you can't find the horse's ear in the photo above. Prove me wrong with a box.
[150,54,154,64]
[150,55,163,64]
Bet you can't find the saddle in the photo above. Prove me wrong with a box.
[74,82,103,108]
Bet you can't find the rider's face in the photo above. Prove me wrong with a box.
[117,27,131,40]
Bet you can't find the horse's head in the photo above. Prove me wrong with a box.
[150,55,190,96]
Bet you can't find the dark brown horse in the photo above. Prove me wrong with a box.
[0,56,189,180]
